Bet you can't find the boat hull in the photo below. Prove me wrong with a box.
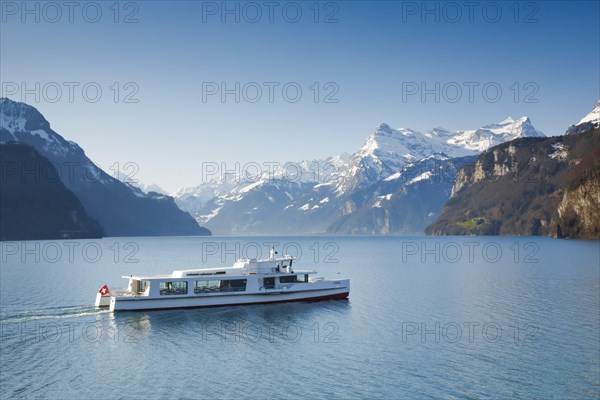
[109,286,349,311]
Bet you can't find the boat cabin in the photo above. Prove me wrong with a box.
[120,254,318,298]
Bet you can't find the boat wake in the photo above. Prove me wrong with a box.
[0,306,110,324]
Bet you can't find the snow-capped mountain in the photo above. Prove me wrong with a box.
[0,98,106,176]
[139,183,168,195]
[577,100,600,126]
[353,116,544,163]
[173,116,545,234]
[0,98,210,236]
[444,116,545,152]
[328,116,544,195]
[326,154,476,234]
[566,100,600,135]
[173,153,350,225]
[114,171,168,195]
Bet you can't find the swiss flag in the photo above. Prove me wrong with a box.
[98,284,110,295]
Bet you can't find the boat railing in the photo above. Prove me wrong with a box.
[193,287,246,294]
[110,289,147,297]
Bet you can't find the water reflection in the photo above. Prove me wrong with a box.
[105,299,351,343]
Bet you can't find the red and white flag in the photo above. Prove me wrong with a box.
[98,284,110,295]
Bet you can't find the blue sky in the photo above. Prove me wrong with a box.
[1,1,599,192]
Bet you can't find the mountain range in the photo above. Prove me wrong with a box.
[173,116,546,234]
[5,96,595,239]
[0,98,210,238]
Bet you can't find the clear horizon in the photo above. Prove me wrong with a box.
[2,1,599,192]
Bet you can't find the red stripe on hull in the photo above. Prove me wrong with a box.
[114,292,349,312]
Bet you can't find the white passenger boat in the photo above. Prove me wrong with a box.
[95,249,350,311]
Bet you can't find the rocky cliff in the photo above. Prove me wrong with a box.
[426,126,600,239]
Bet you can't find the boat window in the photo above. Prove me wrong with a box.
[194,279,247,294]
[281,259,292,268]
[279,275,297,283]
[194,280,220,293]
[297,274,308,283]
[159,281,188,295]
[220,279,247,292]
[140,280,150,293]
[263,277,275,289]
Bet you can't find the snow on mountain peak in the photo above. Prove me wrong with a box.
[424,128,452,138]
[449,116,544,153]
[376,122,392,132]
[358,125,424,168]
[336,116,547,193]
[577,100,600,126]
[0,98,51,135]
[480,116,538,134]
[367,116,544,162]
[499,116,516,124]
[0,98,73,156]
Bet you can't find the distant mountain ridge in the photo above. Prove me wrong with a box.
[174,115,545,234]
[0,98,210,237]
[114,171,168,195]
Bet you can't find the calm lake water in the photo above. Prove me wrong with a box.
[1,236,598,399]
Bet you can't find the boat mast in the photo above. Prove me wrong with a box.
[269,246,278,261]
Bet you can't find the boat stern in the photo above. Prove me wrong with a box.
[95,292,111,307]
